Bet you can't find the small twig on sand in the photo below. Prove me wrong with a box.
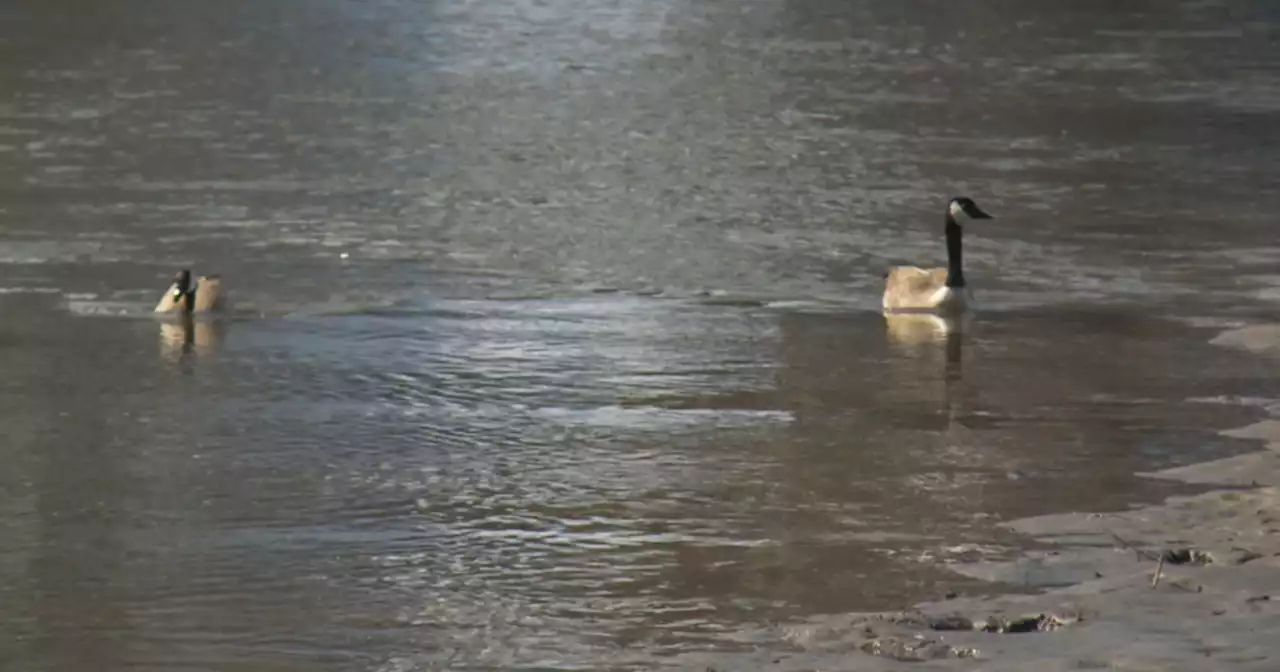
[1151,555,1165,589]
[1109,530,1160,562]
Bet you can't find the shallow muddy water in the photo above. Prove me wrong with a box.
[2,1,1280,669]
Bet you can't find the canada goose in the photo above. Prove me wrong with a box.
[882,197,993,314]
[154,269,226,314]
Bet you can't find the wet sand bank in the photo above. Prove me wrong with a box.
[684,323,1280,671]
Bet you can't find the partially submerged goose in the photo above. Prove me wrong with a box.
[154,269,226,314]
[882,197,993,315]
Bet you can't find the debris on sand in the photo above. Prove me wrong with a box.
[858,635,979,662]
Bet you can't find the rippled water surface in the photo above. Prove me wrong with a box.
[3,1,1280,670]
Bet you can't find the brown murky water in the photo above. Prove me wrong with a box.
[3,1,1280,670]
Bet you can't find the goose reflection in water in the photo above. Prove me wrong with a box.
[159,316,225,360]
[884,312,971,365]
[882,312,974,431]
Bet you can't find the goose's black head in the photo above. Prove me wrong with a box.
[947,197,993,223]
[172,269,192,299]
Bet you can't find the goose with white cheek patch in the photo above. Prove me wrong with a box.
[882,197,993,315]
[154,269,227,314]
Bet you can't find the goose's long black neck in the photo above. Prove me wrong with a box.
[944,214,965,288]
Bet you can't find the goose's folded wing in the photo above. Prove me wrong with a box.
[886,267,947,293]
[193,276,225,312]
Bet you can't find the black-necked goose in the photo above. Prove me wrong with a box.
[882,197,993,314]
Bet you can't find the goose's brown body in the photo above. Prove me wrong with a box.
[154,272,226,314]
[882,267,970,314]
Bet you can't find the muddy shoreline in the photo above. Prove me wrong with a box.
[684,323,1280,671]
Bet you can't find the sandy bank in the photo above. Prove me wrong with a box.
[685,324,1280,671]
